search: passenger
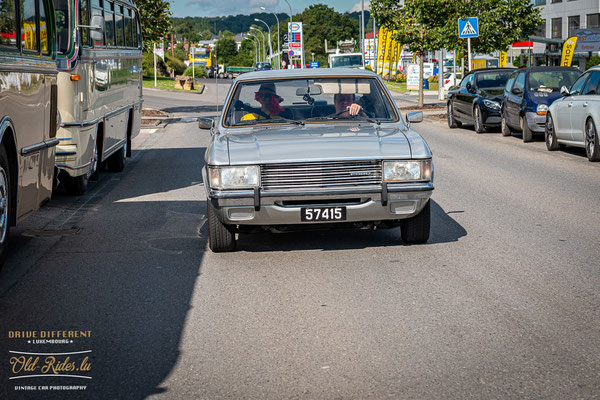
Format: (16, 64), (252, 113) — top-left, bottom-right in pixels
(241, 83), (292, 121)
(334, 93), (363, 117)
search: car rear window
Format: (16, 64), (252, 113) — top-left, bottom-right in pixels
(475, 71), (513, 89)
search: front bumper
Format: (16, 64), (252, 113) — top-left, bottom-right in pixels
(525, 112), (546, 133)
(481, 108), (501, 127)
(208, 184), (434, 225)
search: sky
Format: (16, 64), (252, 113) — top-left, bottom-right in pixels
(172, 0), (371, 18)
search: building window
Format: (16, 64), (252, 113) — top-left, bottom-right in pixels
(535, 20), (546, 37)
(587, 13), (600, 29)
(568, 15), (580, 36)
(552, 18), (562, 38)
(551, 0), (562, 3)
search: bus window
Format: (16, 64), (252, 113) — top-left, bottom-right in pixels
(40, 0), (49, 54)
(104, 6), (115, 46)
(91, 2), (104, 46)
(21, 0), (38, 52)
(134, 10), (141, 48)
(125, 10), (134, 47)
(115, 8), (124, 46)
(52, 0), (70, 54)
(0, 0), (18, 51)
(80, 0), (89, 46)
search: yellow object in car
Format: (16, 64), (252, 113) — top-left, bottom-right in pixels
(241, 113), (262, 121)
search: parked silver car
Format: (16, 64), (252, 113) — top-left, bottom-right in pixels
(545, 66), (600, 161)
(200, 69), (434, 252)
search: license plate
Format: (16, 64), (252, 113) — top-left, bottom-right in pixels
(301, 207), (347, 222)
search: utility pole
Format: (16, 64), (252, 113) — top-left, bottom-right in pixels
(361, 0), (365, 68)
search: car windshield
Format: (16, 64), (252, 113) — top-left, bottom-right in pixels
(224, 77), (398, 126)
(475, 71), (513, 88)
(330, 55), (363, 68)
(528, 70), (581, 93)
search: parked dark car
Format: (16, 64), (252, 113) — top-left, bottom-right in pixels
(447, 68), (515, 133)
(501, 66), (581, 142)
(254, 62), (272, 71)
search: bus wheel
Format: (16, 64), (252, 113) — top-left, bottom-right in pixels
(65, 174), (88, 196)
(0, 144), (11, 266)
(108, 143), (126, 172)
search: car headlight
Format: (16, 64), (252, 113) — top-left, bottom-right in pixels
(383, 160), (432, 182)
(483, 99), (501, 111)
(209, 166), (260, 189)
(537, 104), (548, 115)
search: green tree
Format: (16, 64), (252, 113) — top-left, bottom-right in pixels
(231, 38), (256, 66)
(135, 0), (172, 51)
(215, 37), (238, 64)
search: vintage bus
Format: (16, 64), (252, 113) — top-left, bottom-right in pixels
(52, 0), (143, 194)
(0, 0), (59, 263)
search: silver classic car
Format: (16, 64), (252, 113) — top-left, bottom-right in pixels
(200, 69), (434, 252)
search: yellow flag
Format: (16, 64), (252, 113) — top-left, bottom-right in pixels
(561, 37), (578, 67)
(383, 30), (395, 76)
(499, 51), (507, 68)
(376, 28), (388, 75)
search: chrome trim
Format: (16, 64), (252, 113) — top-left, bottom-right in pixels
(20, 138), (60, 156)
(56, 151), (77, 156)
(58, 137), (73, 141)
(55, 161), (93, 170)
(102, 139), (126, 159)
(60, 100), (144, 128)
(209, 183), (434, 199)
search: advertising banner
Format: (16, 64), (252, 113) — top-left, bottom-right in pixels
(376, 28), (388, 75)
(383, 31), (395, 77)
(406, 64), (420, 90)
(499, 51), (507, 68)
(561, 37), (578, 66)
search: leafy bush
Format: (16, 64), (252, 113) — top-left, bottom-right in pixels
(586, 55), (600, 70)
(428, 75), (438, 83)
(512, 55), (528, 67)
(165, 54), (186, 75)
(142, 52), (168, 77)
(184, 66), (207, 78)
(396, 73), (407, 82)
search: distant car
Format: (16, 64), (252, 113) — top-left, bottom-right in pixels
(199, 68), (434, 252)
(254, 62), (272, 71)
(545, 66), (600, 161)
(447, 68), (514, 133)
(443, 72), (462, 91)
(501, 67), (581, 142)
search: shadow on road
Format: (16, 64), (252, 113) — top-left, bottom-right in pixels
(160, 105), (221, 114)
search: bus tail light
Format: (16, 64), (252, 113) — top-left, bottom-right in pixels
(70, 74), (81, 81)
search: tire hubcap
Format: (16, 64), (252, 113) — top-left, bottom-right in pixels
(448, 105), (453, 123)
(547, 117), (553, 142)
(475, 108), (480, 129)
(586, 121), (595, 155)
(0, 166), (8, 244)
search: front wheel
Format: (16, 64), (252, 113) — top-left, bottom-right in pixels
(107, 143), (126, 172)
(473, 105), (486, 133)
(447, 102), (461, 128)
(0, 144), (11, 266)
(521, 115), (533, 143)
(585, 118), (600, 162)
(65, 174), (89, 196)
(207, 199), (236, 252)
(501, 112), (512, 137)
(401, 200), (430, 244)
(545, 113), (560, 151)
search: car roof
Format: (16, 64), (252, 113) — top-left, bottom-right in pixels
(237, 68), (379, 81)
(517, 66), (580, 72)
(467, 68), (516, 76)
(586, 65), (600, 72)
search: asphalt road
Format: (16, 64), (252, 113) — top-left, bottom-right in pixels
(1, 84), (599, 399)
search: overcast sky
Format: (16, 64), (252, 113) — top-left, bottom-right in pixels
(173, 0), (370, 18)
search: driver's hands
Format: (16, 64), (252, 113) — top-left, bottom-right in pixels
(347, 103), (362, 116)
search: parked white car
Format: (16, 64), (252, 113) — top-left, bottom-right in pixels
(443, 72), (462, 91)
(545, 66), (600, 161)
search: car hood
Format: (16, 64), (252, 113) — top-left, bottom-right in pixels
(479, 88), (504, 101)
(219, 124), (420, 165)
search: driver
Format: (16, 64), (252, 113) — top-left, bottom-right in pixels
(334, 93), (363, 117)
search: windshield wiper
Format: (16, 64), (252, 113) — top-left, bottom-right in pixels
(234, 118), (304, 127)
(304, 116), (380, 124)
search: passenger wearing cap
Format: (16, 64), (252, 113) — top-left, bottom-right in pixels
(241, 83), (293, 121)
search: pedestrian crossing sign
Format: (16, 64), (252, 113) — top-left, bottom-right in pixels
(458, 17), (479, 38)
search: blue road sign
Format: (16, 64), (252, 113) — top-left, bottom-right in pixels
(288, 50), (295, 56)
(310, 61), (320, 68)
(458, 17), (479, 38)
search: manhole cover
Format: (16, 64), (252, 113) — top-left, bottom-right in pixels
(22, 228), (80, 238)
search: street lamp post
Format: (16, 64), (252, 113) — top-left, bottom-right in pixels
(248, 33), (261, 62)
(260, 7), (280, 69)
(284, 0), (293, 23)
(250, 26), (266, 63)
(255, 18), (273, 65)
(247, 37), (258, 64)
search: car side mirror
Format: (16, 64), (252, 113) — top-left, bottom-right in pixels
(406, 111), (423, 124)
(511, 87), (523, 96)
(82, 15), (105, 42)
(198, 117), (214, 130)
(560, 86), (571, 96)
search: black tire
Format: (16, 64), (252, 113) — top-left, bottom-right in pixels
(545, 113), (560, 151)
(207, 199), (236, 252)
(501, 112), (512, 137)
(447, 102), (461, 128)
(401, 200), (430, 244)
(473, 105), (486, 133)
(0, 144), (11, 266)
(65, 174), (88, 196)
(585, 118), (600, 162)
(521, 115), (533, 142)
(108, 143), (126, 172)
(89, 139), (100, 181)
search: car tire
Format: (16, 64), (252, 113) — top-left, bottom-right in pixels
(401, 200), (430, 244)
(207, 199), (236, 252)
(545, 112), (560, 151)
(0, 144), (11, 266)
(65, 174), (89, 196)
(108, 143), (126, 172)
(501, 112), (512, 137)
(521, 115), (533, 142)
(585, 118), (600, 162)
(447, 102), (461, 128)
(473, 105), (486, 133)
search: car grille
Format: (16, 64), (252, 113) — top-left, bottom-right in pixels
(261, 160), (382, 190)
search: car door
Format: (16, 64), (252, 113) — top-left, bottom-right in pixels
(503, 71), (519, 127)
(563, 71), (591, 139)
(456, 74), (475, 120)
(571, 71), (600, 143)
(451, 74), (470, 119)
(507, 72), (526, 127)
